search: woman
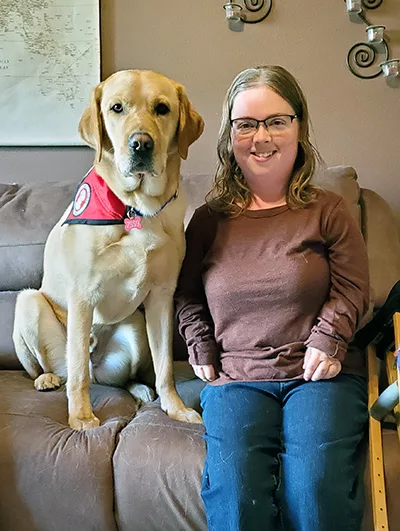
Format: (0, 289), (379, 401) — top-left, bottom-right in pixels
(175, 65), (370, 531)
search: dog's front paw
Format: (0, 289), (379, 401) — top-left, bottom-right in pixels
(34, 373), (62, 391)
(68, 414), (100, 431)
(169, 407), (203, 424)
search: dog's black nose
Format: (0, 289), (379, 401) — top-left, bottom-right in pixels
(128, 133), (154, 153)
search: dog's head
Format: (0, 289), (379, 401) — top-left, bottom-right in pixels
(78, 70), (204, 196)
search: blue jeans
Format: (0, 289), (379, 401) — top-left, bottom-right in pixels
(200, 375), (368, 531)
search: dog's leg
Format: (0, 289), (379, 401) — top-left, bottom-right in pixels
(13, 289), (67, 390)
(144, 289), (202, 423)
(66, 295), (99, 430)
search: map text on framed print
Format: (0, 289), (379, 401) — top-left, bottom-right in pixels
(0, 0), (101, 146)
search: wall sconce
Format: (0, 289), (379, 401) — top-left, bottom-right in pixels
(345, 0), (399, 80)
(223, 0), (272, 26)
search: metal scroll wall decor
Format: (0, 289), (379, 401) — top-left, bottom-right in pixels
(345, 0), (399, 79)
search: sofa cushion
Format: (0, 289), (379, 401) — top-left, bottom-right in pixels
(0, 180), (78, 291)
(181, 174), (213, 227)
(0, 371), (137, 531)
(312, 165), (361, 227)
(113, 403), (207, 531)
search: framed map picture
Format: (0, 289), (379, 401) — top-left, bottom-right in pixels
(0, 0), (100, 146)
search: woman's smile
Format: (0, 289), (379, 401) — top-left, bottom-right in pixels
(250, 149), (277, 162)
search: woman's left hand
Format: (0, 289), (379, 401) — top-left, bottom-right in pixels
(302, 347), (342, 381)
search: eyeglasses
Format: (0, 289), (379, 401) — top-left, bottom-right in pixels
(230, 114), (298, 138)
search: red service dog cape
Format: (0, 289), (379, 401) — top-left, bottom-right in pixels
(64, 168), (178, 231)
(63, 169), (127, 226)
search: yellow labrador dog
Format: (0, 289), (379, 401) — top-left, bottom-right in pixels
(12, 70), (204, 430)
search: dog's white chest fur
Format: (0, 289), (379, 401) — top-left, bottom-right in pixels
(92, 221), (181, 324)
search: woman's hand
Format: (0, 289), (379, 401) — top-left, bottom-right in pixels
(303, 347), (342, 381)
(192, 364), (218, 382)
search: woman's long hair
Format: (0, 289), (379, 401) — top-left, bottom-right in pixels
(207, 65), (323, 216)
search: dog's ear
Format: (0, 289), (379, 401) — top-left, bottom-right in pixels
(176, 84), (204, 160)
(78, 84), (105, 163)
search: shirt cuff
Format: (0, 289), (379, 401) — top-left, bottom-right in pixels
(188, 342), (219, 366)
(305, 328), (347, 362)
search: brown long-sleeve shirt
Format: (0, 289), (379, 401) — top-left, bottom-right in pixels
(175, 189), (370, 385)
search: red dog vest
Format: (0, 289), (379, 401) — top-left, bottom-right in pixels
(63, 169), (126, 226)
(63, 168), (178, 231)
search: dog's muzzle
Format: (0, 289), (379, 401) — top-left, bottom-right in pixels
(128, 132), (154, 171)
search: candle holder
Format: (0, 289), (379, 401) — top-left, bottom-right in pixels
(346, 0), (362, 13)
(366, 25), (385, 43)
(223, 2), (243, 21)
(381, 59), (400, 78)
(223, 0), (273, 26)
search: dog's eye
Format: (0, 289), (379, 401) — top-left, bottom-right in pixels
(111, 103), (124, 113)
(155, 103), (170, 116)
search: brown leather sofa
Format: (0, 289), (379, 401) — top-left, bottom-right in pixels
(0, 166), (399, 531)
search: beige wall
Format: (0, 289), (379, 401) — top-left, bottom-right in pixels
(1, 0), (399, 222)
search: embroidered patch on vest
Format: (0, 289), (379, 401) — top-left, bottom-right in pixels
(72, 183), (91, 216)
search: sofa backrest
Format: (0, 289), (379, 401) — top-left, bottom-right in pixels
(0, 166), (399, 369)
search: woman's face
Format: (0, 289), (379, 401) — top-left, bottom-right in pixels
(230, 86), (299, 190)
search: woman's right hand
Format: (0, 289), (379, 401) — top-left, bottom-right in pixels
(192, 364), (218, 382)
